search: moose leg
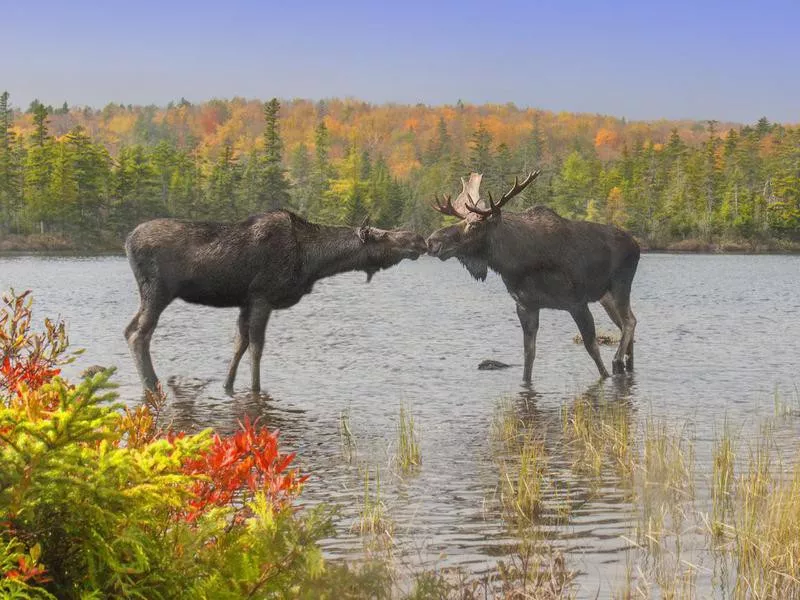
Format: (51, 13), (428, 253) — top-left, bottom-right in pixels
(247, 302), (272, 393)
(124, 310), (140, 343)
(599, 292), (626, 375)
(570, 304), (610, 378)
(127, 287), (170, 392)
(613, 294), (637, 372)
(224, 305), (251, 393)
(516, 304), (540, 383)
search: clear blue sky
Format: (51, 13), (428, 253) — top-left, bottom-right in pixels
(5, 0), (799, 123)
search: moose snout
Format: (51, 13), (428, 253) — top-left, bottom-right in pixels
(411, 235), (428, 255)
(426, 237), (443, 256)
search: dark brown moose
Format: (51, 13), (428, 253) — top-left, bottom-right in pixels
(125, 210), (427, 393)
(426, 172), (640, 380)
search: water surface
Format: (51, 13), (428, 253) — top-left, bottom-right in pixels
(2, 253), (799, 596)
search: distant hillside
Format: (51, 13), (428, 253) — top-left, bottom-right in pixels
(9, 97), (747, 177)
(1, 94), (798, 251)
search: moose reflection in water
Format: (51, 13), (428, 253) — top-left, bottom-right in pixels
(426, 172), (640, 380)
(124, 210), (427, 393)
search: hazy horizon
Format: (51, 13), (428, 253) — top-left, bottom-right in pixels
(6, 0), (799, 124)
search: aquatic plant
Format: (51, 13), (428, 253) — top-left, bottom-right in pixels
(499, 436), (548, 524)
(339, 406), (357, 462)
(396, 404), (421, 474)
(354, 466), (393, 539)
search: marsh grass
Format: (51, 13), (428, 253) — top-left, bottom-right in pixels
(773, 384), (800, 417)
(339, 407), (357, 462)
(491, 397), (524, 452)
(573, 331), (620, 346)
(499, 436), (548, 524)
(722, 424), (800, 599)
(483, 386), (800, 598)
(354, 466), (394, 539)
(400, 538), (576, 599)
(561, 394), (636, 483)
(396, 404), (421, 474)
(711, 421), (736, 538)
(619, 408), (800, 598)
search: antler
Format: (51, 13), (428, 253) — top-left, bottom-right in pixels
(465, 170), (541, 218)
(430, 193), (468, 219)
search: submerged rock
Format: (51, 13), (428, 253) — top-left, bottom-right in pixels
(477, 359), (512, 370)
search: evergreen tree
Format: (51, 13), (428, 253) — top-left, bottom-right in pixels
(468, 122), (494, 180)
(208, 144), (241, 219)
(0, 91), (21, 230)
(308, 119), (332, 219)
(240, 150), (263, 216)
(552, 150), (593, 218)
(63, 126), (111, 230)
(289, 143), (313, 215)
(424, 117), (451, 166)
(48, 141), (79, 229)
(24, 106), (55, 232)
(150, 141), (177, 215)
(495, 143), (515, 186)
(111, 145), (161, 231)
(260, 98), (290, 210)
(32, 103), (50, 147)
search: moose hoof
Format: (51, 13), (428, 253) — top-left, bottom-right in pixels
(612, 360), (625, 375)
(625, 358), (634, 371)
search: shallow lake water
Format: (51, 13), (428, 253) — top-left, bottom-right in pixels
(2, 253), (799, 597)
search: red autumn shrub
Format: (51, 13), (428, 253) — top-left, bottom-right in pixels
(181, 416), (308, 522)
(0, 291), (68, 397)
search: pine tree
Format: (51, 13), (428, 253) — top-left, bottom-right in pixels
(552, 150), (593, 218)
(150, 141), (177, 215)
(111, 145), (160, 230)
(289, 143), (313, 215)
(308, 119), (332, 219)
(468, 122), (494, 178)
(495, 143), (515, 185)
(208, 144), (241, 219)
(24, 105), (55, 232)
(424, 117), (451, 166)
(0, 91), (20, 230)
(702, 120), (722, 236)
(64, 126), (111, 230)
(32, 103), (50, 147)
(260, 98), (290, 210)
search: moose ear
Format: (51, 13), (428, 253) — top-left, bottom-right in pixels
(358, 216), (371, 243)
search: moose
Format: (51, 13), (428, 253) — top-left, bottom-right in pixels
(125, 210), (427, 393)
(426, 172), (640, 380)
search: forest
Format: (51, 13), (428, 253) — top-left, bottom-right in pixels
(0, 92), (798, 251)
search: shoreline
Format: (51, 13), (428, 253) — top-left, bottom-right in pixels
(1, 235), (799, 257)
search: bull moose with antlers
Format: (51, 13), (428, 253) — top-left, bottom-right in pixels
(426, 172), (640, 380)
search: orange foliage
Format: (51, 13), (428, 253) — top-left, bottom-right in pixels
(594, 127), (620, 149)
(5, 97), (753, 181)
(180, 417), (307, 522)
(0, 291), (65, 396)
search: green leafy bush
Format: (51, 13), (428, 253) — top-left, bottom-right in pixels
(0, 290), (333, 599)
